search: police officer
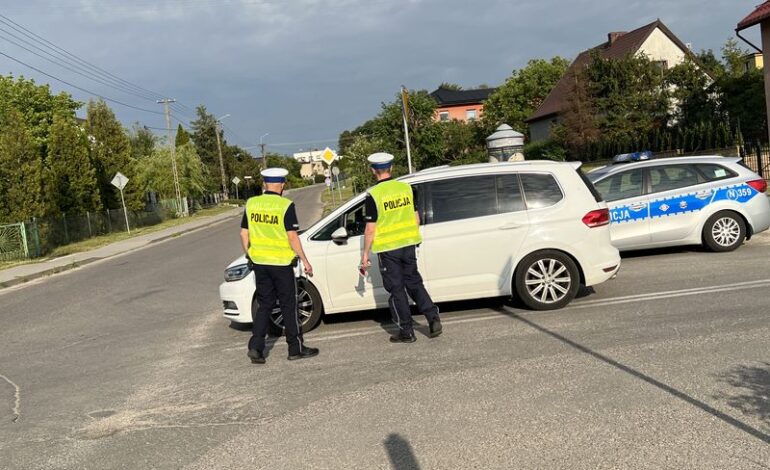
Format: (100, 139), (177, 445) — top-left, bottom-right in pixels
(361, 153), (442, 343)
(240, 168), (319, 364)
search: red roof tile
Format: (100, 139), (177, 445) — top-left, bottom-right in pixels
(737, 1), (770, 31)
(526, 20), (694, 123)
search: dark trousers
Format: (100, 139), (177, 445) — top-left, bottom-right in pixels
(377, 245), (439, 335)
(248, 263), (303, 356)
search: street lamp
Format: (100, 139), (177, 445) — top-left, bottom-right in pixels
(215, 114), (231, 198)
(259, 132), (269, 169)
(486, 124), (525, 162)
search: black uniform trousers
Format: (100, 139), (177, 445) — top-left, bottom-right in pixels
(377, 245), (439, 335)
(248, 263), (303, 356)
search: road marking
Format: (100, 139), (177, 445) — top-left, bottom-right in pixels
(0, 373), (21, 423)
(220, 278), (770, 351)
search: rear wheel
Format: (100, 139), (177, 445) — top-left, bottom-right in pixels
(514, 250), (580, 310)
(263, 278), (323, 336)
(703, 211), (745, 252)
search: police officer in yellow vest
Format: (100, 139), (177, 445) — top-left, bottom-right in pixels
(361, 153), (442, 343)
(240, 168), (319, 364)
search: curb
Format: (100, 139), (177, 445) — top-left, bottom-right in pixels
(0, 212), (239, 290)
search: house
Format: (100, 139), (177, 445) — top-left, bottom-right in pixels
(293, 150), (326, 179)
(430, 87), (496, 122)
(744, 52), (764, 72)
(526, 19), (697, 142)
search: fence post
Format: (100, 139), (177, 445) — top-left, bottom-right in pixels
(756, 145), (763, 178)
(106, 209), (112, 233)
(31, 218), (40, 257)
(19, 222), (29, 258)
(86, 211), (92, 237)
(62, 213), (69, 244)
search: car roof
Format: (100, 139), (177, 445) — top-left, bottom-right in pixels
(398, 160), (580, 183)
(589, 155), (742, 180)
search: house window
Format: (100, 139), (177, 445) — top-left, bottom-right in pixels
(466, 109), (477, 121)
(439, 111), (449, 122)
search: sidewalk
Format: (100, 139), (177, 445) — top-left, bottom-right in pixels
(0, 208), (241, 289)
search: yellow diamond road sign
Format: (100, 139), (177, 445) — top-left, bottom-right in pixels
(321, 147), (337, 165)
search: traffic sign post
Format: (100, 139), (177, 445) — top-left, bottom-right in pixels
(232, 176), (241, 200)
(110, 172), (131, 234)
(321, 148), (338, 204)
(332, 166), (342, 200)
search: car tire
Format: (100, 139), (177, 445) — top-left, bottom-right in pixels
(702, 211), (746, 252)
(514, 250), (580, 311)
(264, 278), (324, 337)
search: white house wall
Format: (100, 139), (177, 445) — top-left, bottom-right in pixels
(638, 27), (687, 67)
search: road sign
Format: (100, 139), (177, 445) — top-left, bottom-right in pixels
(325, 177), (332, 187)
(323, 169), (331, 177)
(331, 167), (340, 176)
(321, 147), (337, 165)
(110, 172), (130, 234)
(111, 172), (129, 190)
(232, 176), (241, 185)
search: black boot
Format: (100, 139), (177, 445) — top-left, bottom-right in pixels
(247, 349), (266, 364)
(288, 346), (319, 361)
(429, 318), (443, 338)
(389, 331), (417, 343)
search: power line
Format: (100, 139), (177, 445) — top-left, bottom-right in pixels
(0, 49), (164, 115)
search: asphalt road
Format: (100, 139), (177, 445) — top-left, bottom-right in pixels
(1, 184), (770, 469)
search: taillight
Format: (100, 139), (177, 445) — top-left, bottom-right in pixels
(747, 179), (768, 194)
(583, 208), (610, 228)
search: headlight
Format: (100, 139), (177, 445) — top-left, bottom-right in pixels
(224, 264), (251, 282)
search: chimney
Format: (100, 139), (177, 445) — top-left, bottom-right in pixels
(608, 31), (626, 45)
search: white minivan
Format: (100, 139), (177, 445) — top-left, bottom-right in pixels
(220, 161), (621, 333)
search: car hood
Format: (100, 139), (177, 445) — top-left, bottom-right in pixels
(226, 255), (249, 269)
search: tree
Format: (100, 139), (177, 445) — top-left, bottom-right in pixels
(0, 108), (43, 222)
(129, 123), (156, 160)
(437, 82), (463, 91)
(86, 99), (142, 210)
(46, 112), (101, 214)
(482, 57), (570, 136)
(721, 37), (750, 77)
(175, 124), (191, 148)
(136, 142), (209, 199)
(552, 70), (600, 156)
(189, 105), (223, 190)
(665, 58), (719, 128)
(717, 69), (766, 141)
(582, 51), (670, 140)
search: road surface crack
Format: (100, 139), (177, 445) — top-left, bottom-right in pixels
(0, 373), (21, 423)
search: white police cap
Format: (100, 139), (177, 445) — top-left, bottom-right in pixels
(261, 168), (289, 183)
(367, 152), (394, 169)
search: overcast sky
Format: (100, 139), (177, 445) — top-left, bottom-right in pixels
(0, 0), (762, 154)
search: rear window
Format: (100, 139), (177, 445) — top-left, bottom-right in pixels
(577, 169), (604, 202)
(695, 164), (737, 181)
(520, 174), (564, 209)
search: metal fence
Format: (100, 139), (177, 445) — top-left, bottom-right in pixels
(0, 223), (29, 261)
(740, 141), (770, 182)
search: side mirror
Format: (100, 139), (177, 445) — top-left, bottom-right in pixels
(331, 227), (349, 244)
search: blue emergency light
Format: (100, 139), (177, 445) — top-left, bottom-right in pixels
(612, 151), (653, 164)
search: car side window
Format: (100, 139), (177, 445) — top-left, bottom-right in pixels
(496, 174), (525, 213)
(648, 165), (700, 193)
(343, 203), (366, 237)
(594, 169), (644, 202)
(520, 173), (563, 209)
(427, 175), (498, 223)
(695, 164), (737, 182)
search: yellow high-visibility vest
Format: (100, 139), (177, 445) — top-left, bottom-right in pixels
(369, 180), (422, 253)
(246, 195), (295, 266)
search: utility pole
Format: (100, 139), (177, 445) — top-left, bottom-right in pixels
(215, 114), (230, 199)
(259, 132), (269, 170)
(157, 99), (184, 216)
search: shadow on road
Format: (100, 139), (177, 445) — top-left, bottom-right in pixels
(715, 362), (770, 428)
(384, 433), (421, 470)
(493, 307), (770, 445)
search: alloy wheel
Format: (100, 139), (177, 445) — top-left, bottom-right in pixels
(270, 284), (314, 329)
(711, 217), (741, 247)
(524, 258), (572, 304)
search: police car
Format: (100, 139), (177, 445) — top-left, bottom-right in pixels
(220, 161), (621, 333)
(588, 155), (770, 252)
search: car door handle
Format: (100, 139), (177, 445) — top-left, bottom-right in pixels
(629, 203), (647, 210)
(498, 223), (524, 230)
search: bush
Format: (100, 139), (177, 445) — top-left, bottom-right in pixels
(313, 174), (326, 184)
(523, 140), (567, 161)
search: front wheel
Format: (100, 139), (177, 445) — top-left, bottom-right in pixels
(703, 211), (746, 252)
(514, 250), (580, 311)
(262, 278), (323, 336)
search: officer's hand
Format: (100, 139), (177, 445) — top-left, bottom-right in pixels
(303, 261), (314, 277)
(361, 254), (371, 269)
